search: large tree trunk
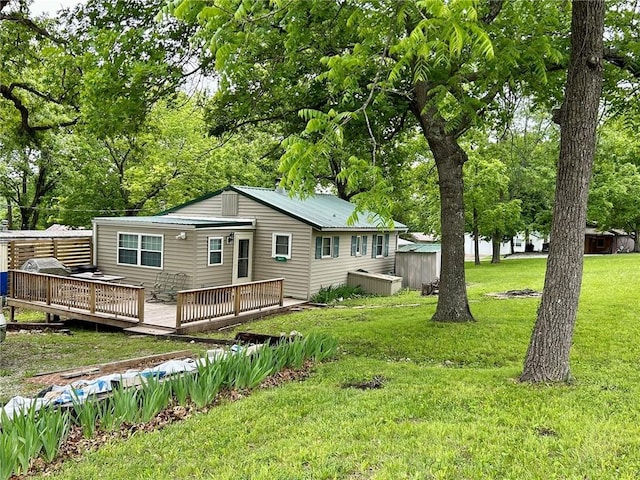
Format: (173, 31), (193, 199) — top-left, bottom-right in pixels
(521, 0), (605, 383)
(427, 134), (474, 322)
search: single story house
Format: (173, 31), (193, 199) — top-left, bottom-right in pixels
(92, 185), (407, 299)
(584, 227), (635, 254)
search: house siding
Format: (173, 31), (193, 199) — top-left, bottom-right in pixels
(171, 195), (312, 299)
(309, 232), (398, 296)
(193, 229), (234, 288)
(94, 222), (198, 291)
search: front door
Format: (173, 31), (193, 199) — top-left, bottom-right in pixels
(232, 232), (253, 284)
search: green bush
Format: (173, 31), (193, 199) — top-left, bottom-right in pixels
(310, 284), (366, 304)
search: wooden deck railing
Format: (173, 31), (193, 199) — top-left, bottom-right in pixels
(176, 278), (284, 328)
(9, 270), (145, 323)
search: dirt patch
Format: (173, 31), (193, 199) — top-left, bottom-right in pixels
(485, 289), (542, 299)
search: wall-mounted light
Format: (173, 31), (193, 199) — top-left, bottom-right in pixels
(176, 232), (187, 240)
(227, 232), (235, 244)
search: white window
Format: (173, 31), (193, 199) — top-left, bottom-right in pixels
(208, 237), (223, 265)
(351, 235), (362, 256)
(118, 233), (163, 268)
(272, 233), (292, 259)
(322, 237), (332, 258)
(375, 235), (384, 257)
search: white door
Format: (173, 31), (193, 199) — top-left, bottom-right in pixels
(232, 232), (253, 284)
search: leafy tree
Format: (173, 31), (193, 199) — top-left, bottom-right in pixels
(167, 0), (568, 322)
(463, 155), (522, 264)
(588, 118), (640, 249)
(521, 0), (605, 383)
(0, 0), (81, 228)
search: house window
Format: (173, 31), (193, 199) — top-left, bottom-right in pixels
(351, 235), (362, 256)
(322, 237), (333, 257)
(315, 236), (340, 259)
(208, 237), (223, 265)
(272, 233), (292, 259)
(371, 234), (389, 258)
(118, 233), (163, 268)
(375, 235), (384, 257)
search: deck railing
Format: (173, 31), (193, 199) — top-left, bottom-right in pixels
(176, 278), (284, 328)
(9, 270), (145, 322)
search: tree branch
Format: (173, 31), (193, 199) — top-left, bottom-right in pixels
(604, 47), (640, 78)
(481, 0), (504, 24)
(0, 11), (67, 45)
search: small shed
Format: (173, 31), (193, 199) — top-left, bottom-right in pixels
(395, 243), (441, 290)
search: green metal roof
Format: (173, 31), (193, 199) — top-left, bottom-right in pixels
(229, 186), (406, 231)
(93, 216), (253, 229)
(397, 243), (441, 253)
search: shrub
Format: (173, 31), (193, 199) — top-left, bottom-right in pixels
(310, 284), (366, 304)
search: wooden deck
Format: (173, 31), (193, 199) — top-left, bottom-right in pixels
(7, 271), (306, 335)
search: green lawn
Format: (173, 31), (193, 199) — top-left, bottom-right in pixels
(32, 255), (640, 479)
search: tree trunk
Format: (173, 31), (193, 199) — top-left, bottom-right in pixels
(521, 0), (605, 383)
(491, 232), (501, 263)
(473, 208), (480, 265)
(634, 224), (640, 252)
(427, 134), (474, 322)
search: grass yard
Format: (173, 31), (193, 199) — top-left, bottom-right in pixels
(19, 255), (640, 478)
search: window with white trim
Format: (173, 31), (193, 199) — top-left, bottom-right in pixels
(208, 237), (223, 265)
(272, 233), (292, 259)
(351, 235), (362, 256)
(118, 233), (163, 268)
(374, 234), (384, 257)
(322, 237), (332, 258)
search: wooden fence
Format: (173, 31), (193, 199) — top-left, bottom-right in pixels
(176, 278), (284, 328)
(8, 237), (93, 269)
(9, 270), (144, 323)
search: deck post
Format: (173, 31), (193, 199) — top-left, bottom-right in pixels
(234, 285), (241, 316)
(46, 275), (52, 305)
(89, 283), (96, 314)
(279, 279), (284, 306)
(176, 293), (183, 331)
(137, 288), (145, 324)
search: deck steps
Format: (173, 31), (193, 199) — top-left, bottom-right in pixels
(123, 325), (176, 336)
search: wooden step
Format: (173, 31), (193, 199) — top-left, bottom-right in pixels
(124, 325), (176, 336)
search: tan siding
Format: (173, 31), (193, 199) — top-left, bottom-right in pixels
(310, 232), (399, 296)
(193, 230), (234, 288)
(235, 199), (311, 299)
(173, 195), (312, 299)
(94, 222), (197, 292)
(172, 196), (223, 216)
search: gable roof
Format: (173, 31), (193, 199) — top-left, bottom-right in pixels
(163, 185), (407, 232)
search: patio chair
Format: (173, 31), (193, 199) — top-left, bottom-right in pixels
(149, 272), (187, 303)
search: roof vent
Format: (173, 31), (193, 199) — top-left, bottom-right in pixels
(275, 178), (286, 194)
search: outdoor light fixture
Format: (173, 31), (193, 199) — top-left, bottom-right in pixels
(176, 232), (187, 240)
(227, 232), (235, 244)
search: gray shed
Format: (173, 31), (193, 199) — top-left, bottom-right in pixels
(395, 244), (441, 290)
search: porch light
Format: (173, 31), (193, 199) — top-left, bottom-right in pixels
(227, 232), (235, 244)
